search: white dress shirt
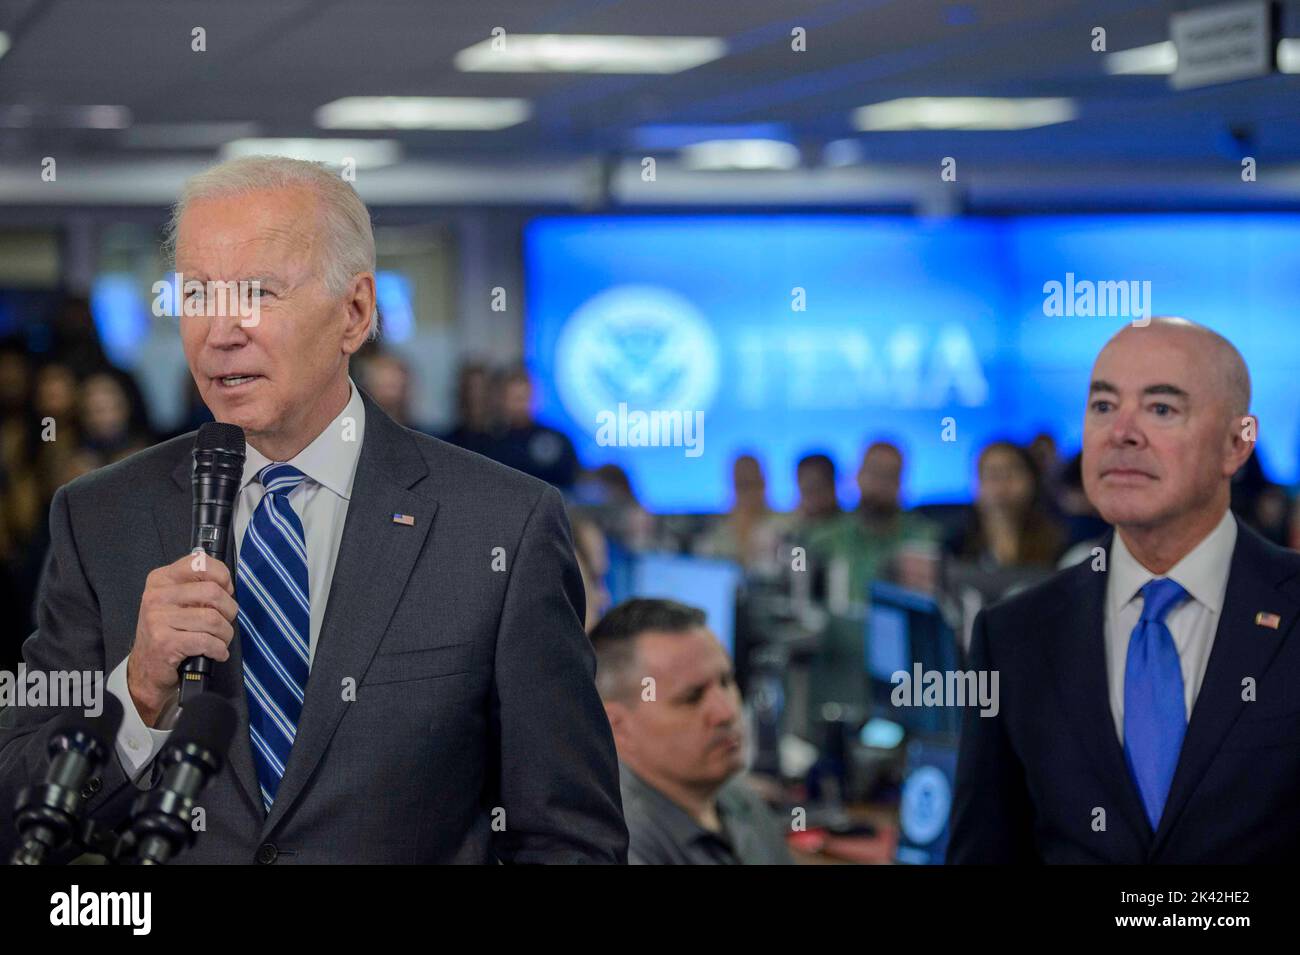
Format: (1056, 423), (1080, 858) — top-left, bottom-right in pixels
(107, 379), (366, 780)
(1104, 508), (1237, 742)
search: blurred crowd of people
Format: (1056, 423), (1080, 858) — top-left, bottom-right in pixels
(0, 298), (161, 670)
(566, 426), (1296, 629)
(356, 348), (582, 491)
(5, 313), (1300, 865)
(3, 318), (1298, 671)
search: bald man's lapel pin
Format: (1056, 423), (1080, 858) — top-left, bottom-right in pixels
(392, 513), (416, 526)
(1255, 612), (1281, 630)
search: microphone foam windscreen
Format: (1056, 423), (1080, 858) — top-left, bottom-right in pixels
(195, 421), (246, 457)
(46, 693), (124, 751)
(172, 693), (238, 758)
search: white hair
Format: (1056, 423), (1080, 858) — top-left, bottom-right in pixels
(162, 155), (379, 339)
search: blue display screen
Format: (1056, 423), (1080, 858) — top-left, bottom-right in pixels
(525, 214), (1300, 512)
(628, 553), (741, 657)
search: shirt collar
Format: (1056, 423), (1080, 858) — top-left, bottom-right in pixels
(241, 378), (366, 501)
(619, 763), (735, 850)
(1107, 508), (1237, 617)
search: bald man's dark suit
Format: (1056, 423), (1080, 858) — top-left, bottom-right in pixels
(948, 521), (1300, 864)
(0, 390), (627, 863)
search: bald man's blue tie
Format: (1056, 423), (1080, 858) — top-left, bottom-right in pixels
(1124, 578), (1190, 831)
(236, 464), (310, 812)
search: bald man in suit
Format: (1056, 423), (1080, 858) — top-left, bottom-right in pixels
(949, 318), (1300, 864)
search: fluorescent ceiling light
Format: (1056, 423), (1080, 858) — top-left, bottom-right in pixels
(1105, 41), (1177, 75)
(0, 32), (9, 61)
(220, 138), (402, 168)
(80, 106), (132, 129)
(681, 139), (800, 171)
(1106, 38), (1300, 74)
(316, 96), (530, 130)
(853, 97), (1076, 131)
(454, 34), (725, 73)
(1278, 39), (1300, 73)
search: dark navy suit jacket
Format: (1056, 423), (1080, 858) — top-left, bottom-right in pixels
(948, 519), (1300, 863)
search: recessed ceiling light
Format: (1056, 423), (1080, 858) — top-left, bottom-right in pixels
(315, 96), (530, 130)
(1104, 41), (1177, 75)
(220, 138), (402, 168)
(81, 106), (132, 129)
(1278, 39), (1300, 73)
(454, 34), (725, 73)
(0, 32), (10, 61)
(680, 139), (800, 171)
(852, 97), (1076, 131)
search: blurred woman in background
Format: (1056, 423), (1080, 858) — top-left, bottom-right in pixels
(694, 453), (785, 573)
(952, 440), (1065, 568)
(78, 369), (153, 463)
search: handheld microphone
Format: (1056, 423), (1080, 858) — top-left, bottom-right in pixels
(180, 421), (246, 705)
(10, 695), (125, 865)
(123, 693), (237, 865)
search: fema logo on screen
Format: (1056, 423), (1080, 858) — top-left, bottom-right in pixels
(554, 285), (720, 434)
(899, 765), (951, 846)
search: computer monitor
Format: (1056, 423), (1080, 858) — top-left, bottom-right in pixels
(628, 553), (743, 657)
(865, 581), (960, 735)
(895, 734), (960, 865)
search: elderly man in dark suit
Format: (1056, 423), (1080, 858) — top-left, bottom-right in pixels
(948, 317), (1300, 864)
(0, 156), (627, 863)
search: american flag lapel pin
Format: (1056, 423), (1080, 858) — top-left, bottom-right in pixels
(1255, 611), (1281, 630)
(392, 513), (415, 526)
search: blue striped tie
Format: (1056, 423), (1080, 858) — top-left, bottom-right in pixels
(237, 463), (310, 812)
(1123, 577), (1190, 831)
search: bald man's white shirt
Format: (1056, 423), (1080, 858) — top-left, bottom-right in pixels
(106, 379), (366, 780)
(1104, 509), (1236, 742)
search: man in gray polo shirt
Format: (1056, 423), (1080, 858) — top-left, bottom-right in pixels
(591, 598), (793, 865)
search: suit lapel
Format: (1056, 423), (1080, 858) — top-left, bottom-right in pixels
(260, 393), (435, 838)
(1044, 540), (1152, 845)
(156, 452), (263, 812)
(1152, 521), (1299, 854)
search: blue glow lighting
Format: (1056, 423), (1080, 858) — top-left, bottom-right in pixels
(526, 214), (1300, 511)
